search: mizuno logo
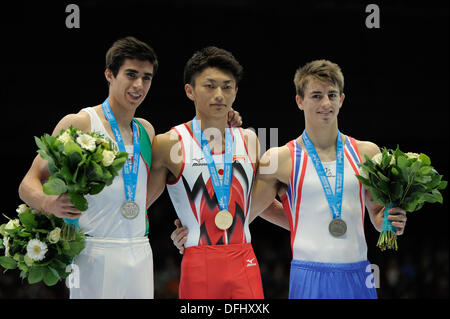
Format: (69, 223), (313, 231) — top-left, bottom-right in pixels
(192, 157), (207, 166)
(246, 258), (257, 267)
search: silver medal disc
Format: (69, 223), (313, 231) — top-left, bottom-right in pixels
(121, 201), (140, 219)
(329, 218), (347, 237)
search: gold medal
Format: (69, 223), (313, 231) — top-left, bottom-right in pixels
(215, 210), (233, 230)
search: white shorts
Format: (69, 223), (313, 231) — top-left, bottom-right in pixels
(69, 236), (154, 299)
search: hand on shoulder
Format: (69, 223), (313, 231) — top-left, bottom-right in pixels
(240, 128), (259, 165)
(259, 144), (291, 185)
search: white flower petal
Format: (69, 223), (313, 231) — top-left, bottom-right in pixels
(26, 239), (48, 262)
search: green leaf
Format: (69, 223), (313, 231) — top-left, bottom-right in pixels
(368, 188), (387, 206)
(19, 212), (38, 229)
(77, 170), (88, 187)
(67, 151), (83, 170)
(422, 193), (440, 204)
(43, 177), (68, 195)
(418, 166), (432, 175)
(393, 146), (406, 159)
(92, 147), (104, 163)
(0, 256), (18, 270)
(428, 174), (443, 189)
(377, 171), (390, 183)
(101, 167), (113, 181)
(43, 267), (60, 286)
(87, 161), (104, 181)
(415, 175), (432, 184)
(50, 258), (67, 270)
(438, 180), (447, 190)
(390, 183), (404, 202)
(48, 162), (59, 175)
(18, 261), (29, 272)
(64, 140), (83, 155)
(37, 149), (54, 163)
(60, 165), (73, 183)
(419, 153), (431, 166)
(68, 241), (85, 256)
(68, 192), (88, 211)
(355, 175), (372, 189)
(35, 136), (49, 152)
(110, 155), (127, 171)
(410, 160), (422, 175)
(377, 180), (390, 195)
(17, 231), (32, 238)
(431, 189), (443, 204)
(381, 149), (392, 168)
(28, 266), (44, 284)
(403, 200), (419, 212)
(61, 240), (70, 251)
(89, 182), (106, 195)
(391, 167), (399, 176)
(397, 156), (408, 170)
(43, 134), (56, 149)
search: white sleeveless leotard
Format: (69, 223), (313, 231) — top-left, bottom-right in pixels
(69, 107), (153, 299)
(78, 107), (148, 238)
(281, 136), (367, 263)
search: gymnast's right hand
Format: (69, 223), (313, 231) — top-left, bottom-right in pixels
(43, 193), (82, 219)
(171, 219), (188, 254)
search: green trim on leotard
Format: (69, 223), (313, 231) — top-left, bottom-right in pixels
(133, 118), (152, 236)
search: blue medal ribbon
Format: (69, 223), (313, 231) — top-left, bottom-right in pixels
(191, 116), (233, 211)
(102, 98), (140, 203)
(302, 130), (344, 220)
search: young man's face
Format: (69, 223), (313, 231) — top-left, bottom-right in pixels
(296, 78), (345, 126)
(185, 67), (238, 120)
(105, 58), (154, 110)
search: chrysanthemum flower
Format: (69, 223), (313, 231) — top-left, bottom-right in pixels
(26, 239), (48, 262)
(76, 134), (96, 151)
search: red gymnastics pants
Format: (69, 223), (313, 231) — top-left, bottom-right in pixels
(179, 243), (264, 299)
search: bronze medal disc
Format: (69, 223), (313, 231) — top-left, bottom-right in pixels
(329, 218), (347, 237)
(215, 210), (233, 230)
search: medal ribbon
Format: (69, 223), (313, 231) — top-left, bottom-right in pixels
(302, 130), (344, 220)
(192, 116), (233, 211)
(102, 98), (140, 203)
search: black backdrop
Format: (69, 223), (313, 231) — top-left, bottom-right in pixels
(0, 0), (448, 300)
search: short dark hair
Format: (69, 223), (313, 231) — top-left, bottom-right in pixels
(105, 36), (159, 77)
(183, 46), (243, 86)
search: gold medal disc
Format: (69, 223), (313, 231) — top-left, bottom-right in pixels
(215, 210), (233, 230)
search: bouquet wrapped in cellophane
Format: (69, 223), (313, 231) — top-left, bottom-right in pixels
(35, 126), (128, 239)
(0, 204), (85, 286)
(356, 147), (447, 251)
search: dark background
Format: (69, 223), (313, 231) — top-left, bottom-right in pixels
(0, 0), (448, 299)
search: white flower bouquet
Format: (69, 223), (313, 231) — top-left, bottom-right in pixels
(356, 147), (447, 251)
(35, 126), (128, 239)
(0, 204), (85, 286)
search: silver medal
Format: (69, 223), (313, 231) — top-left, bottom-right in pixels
(329, 218), (347, 237)
(120, 201), (140, 219)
